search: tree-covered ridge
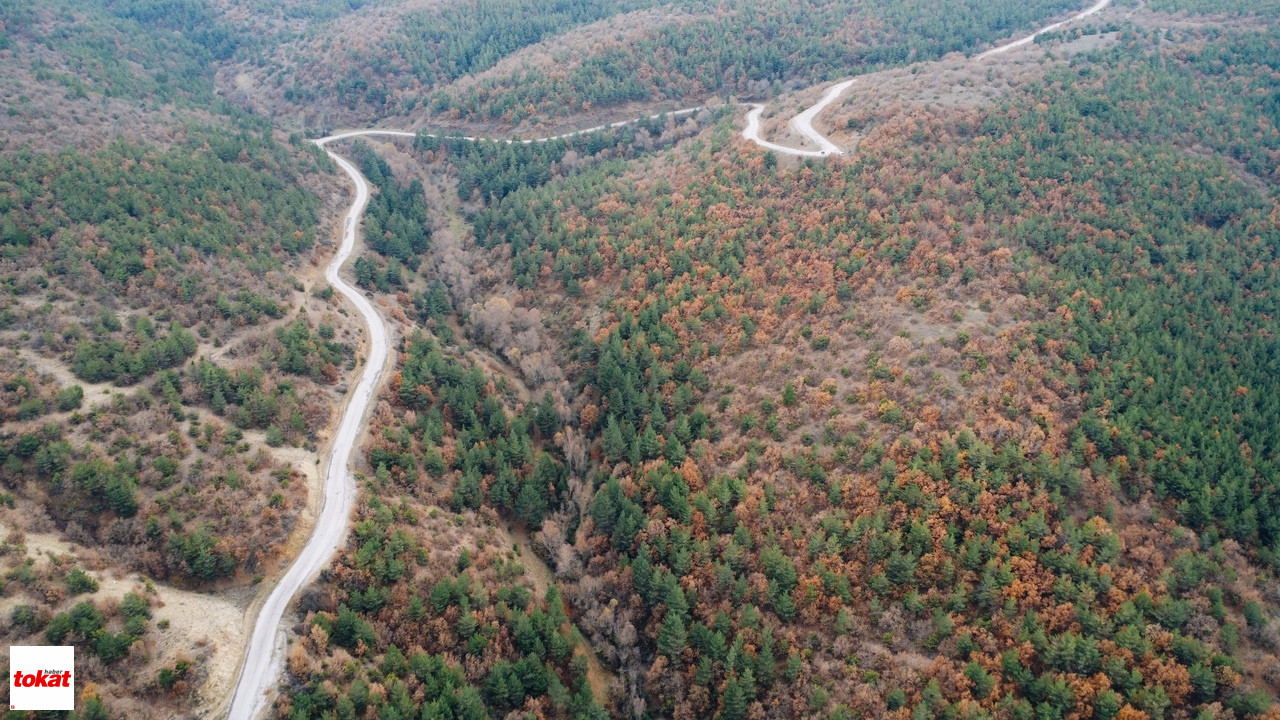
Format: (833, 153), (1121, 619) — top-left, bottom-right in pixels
(388, 0), (666, 88)
(257, 0), (674, 118)
(0, 0), (391, 151)
(0, 0), (242, 107)
(247, 0), (1091, 125)
(413, 108), (718, 205)
(430, 0), (1088, 123)
(1024, 27), (1280, 187)
(238, 0), (384, 25)
(472, 143), (1105, 719)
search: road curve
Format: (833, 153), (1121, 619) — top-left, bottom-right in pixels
(741, 79), (856, 159)
(788, 79), (857, 155)
(742, 104), (833, 158)
(225, 138), (391, 720)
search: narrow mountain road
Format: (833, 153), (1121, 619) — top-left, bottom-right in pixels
(225, 1), (1115, 716)
(225, 137), (390, 720)
(977, 0), (1112, 59)
(787, 79), (857, 155)
(745, 0), (1111, 157)
(741, 104), (832, 158)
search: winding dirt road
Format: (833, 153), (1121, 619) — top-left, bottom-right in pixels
(225, 136), (390, 720)
(747, 0), (1112, 157)
(225, 1), (1113, 716)
(741, 78), (857, 157)
(977, 0), (1112, 59)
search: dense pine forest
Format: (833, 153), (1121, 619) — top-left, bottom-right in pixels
(2, 0), (1280, 719)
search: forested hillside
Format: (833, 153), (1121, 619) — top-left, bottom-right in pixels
(431, 0), (1093, 124)
(225, 0), (1098, 130)
(4, 0), (1280, 718)
(278, 9), (1280, 720)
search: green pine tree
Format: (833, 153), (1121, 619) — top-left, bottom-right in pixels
(657, 612), (687, 660)
(603, 416), (626, 461)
